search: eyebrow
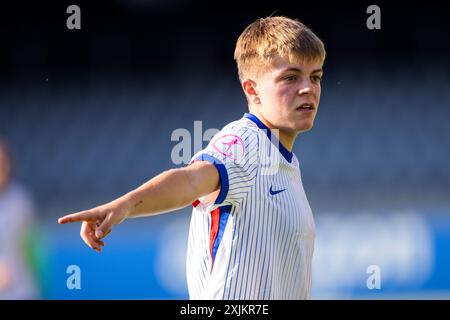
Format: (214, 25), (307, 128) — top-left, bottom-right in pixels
(282, 67), (323, 74)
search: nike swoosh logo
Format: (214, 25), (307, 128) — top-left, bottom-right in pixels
(269, 186), (286, 195)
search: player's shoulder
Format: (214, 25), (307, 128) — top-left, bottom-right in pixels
(219, 116), (259, 139)
(204, 116), (260, 161)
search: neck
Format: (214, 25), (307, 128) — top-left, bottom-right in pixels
(277, 130), (298, 152)
(249, 110), (297, 152)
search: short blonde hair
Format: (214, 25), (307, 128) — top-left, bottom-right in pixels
(234, 16), (326, 81)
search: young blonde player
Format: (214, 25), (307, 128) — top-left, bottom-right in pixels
(58, 16), (325, 299)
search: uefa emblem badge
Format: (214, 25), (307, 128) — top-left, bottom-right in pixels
(212, 134), (245, 162)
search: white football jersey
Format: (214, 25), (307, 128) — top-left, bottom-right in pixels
(186, 113), (315, 300)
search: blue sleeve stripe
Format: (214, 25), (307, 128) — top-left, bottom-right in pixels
(192, 153), (229, 205)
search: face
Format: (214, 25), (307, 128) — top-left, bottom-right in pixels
(248, 54), (323, 136)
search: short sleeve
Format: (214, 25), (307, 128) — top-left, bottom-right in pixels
(189, 125), (259, 207)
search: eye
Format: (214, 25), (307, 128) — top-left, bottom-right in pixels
(311, 75), (322, 83)
(283, 75), (298, 81)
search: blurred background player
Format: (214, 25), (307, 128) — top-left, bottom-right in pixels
(0, 139), (41, 299)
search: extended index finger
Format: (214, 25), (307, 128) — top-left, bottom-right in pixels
(58, 210), (99, 224)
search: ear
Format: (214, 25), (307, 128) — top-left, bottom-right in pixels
(242, 79), (261, 105)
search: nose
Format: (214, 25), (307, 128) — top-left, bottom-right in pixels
(298, 78), (313, 95)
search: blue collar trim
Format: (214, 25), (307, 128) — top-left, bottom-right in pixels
(243, 113), (293, 163)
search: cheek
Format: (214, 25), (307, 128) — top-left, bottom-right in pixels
(260, 86), (285, 104)
(274, 87), (293, 104)
(259, 83), (295, 108)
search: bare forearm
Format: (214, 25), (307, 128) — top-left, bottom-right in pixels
(121, 169), (194, 218)
(58, 161), (219, 252)
(122, 163), (219, 218)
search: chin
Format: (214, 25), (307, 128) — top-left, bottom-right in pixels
(295, 120), (314, 133)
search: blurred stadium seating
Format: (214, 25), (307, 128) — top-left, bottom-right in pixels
(1, 69), (449, 211)
(1, 67), (449, 299)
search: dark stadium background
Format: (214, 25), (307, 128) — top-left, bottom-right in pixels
(1, 1), (449, 299)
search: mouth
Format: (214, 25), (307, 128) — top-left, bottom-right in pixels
(296, 103), (315, 112)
